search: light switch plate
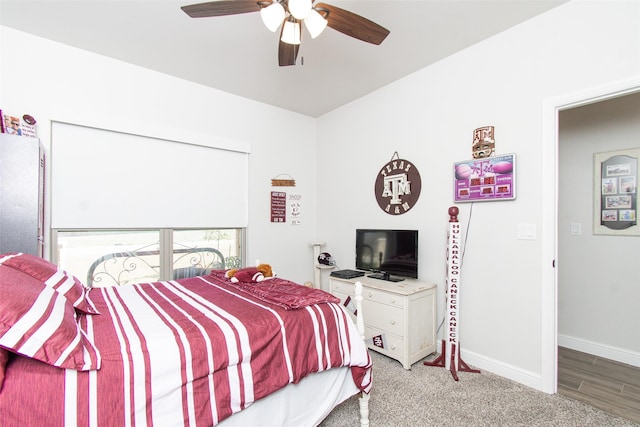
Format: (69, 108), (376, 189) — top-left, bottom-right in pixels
(517, 223), (537, 240)
(570, 222), (582, 235)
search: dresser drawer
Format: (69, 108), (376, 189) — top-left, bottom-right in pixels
(330, 285), (404, 336)
(331, 280), (356, 296)
(332, 280), (405, 308)
(362, 287), (405, 308)
(363, 299), (404, 336)
(365, 325), (405, 359)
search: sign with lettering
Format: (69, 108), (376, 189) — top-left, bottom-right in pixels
(289, 193), (302, 225)
(454, 153), (516, 202)
(447, 221), (460, 360)
(374, 157), (422, 215)
(270, 191), (286, 223)
(424, 206), (480, 381)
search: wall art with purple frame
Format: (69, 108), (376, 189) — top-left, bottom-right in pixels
(453, 153), (516, 202)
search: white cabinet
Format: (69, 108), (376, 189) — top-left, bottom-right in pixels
(329, 276), (436, 370)
(0, 134), (44, 256)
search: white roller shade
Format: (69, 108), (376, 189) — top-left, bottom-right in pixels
(51, 122), (248, 229)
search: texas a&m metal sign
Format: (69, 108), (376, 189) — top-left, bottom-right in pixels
(374, 154), (422, 215)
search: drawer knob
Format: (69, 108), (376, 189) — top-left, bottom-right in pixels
(391, 344), (396, 350)
(367, 292), (373, 297)
(390, 299), (396, 304)
(390, 320), (396, 325)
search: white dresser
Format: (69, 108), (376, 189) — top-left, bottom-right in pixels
(329, 276), (436, 370)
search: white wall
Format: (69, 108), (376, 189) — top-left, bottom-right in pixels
(558, 92), (640, 366)
(0, 26), (318, 285)
(316, 0), (640, 391)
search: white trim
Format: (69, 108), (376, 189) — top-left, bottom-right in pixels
(50, 119), (251, 154)
(542, 75), (640, 394)
(429, 340), (546, 392)
(541, 96), (559, 394)
(558, 334), (640, 368)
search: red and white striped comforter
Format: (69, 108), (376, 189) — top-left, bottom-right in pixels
(0, 274), (372, 426)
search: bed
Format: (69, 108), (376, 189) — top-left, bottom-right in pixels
(0, 252), (371, 426)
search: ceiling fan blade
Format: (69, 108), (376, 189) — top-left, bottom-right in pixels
(181, 1), (260, 18)
(315, 3), (389, 45)
(278, 39), (299, 67)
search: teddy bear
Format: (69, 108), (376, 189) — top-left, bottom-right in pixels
(225, 263), (273, 283)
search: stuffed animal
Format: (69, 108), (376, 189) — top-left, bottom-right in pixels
(256, 263), (273, 278)
(225, 263), (273, 283)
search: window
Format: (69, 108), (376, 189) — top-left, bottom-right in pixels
(53, 228), (244, 287)
(49, 124), (249, 287)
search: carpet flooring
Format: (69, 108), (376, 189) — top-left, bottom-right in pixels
(320, 351), (639, 426)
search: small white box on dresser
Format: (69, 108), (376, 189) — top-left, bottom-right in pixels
(329, 276), (436, 370)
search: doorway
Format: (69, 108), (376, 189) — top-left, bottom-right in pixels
(555, 91), (640, 422)
(540, 77), (640, 394)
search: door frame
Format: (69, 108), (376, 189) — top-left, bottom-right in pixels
(541, 76), (640, 393)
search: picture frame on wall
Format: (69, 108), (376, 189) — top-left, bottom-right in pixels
(593, 148), (640, 236)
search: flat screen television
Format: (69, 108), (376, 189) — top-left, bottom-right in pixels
(355, 229), (418, 282)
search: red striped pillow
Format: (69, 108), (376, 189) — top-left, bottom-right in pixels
(0, 265), (101, 370)
(0, 253), (98, 315)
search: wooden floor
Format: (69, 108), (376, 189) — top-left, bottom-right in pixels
(558, 346), (640, 424)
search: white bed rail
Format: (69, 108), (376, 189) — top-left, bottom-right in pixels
(353, 281), (370, 427)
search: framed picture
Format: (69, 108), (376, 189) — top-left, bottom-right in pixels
(593, 148), (640, 236)
(453, 153), (516, 202)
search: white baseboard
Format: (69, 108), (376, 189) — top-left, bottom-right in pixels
(558, 334), (640, 368)
(434, 340), (547, 393)
(431, 337), (640, 394)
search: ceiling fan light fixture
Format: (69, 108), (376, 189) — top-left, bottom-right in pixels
(260, 2), (286, 32)
(182, 1), (391, 67)
(281, 18), (301, 45)
(304, 8), (328, 39)
(288, 0), (312, 20)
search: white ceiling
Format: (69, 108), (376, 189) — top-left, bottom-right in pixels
(0, 0), (566, 117)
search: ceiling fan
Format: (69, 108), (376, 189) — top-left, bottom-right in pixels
(181, 0), (390, 66)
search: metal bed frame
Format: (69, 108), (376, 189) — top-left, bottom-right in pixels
(86, 246), (225, 287)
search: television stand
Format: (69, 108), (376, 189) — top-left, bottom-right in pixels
(329, 276), (437, 369)
(367, 272), (404, 282)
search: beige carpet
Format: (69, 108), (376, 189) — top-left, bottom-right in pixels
(320, 351), (639, 426)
